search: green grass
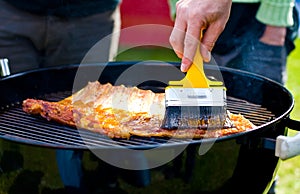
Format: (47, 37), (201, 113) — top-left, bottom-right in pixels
(276, 38), (300, 194)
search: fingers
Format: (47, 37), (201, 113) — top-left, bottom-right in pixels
(170, 27), (202, 72)
(169, 0), (232, 72)
(169, 1), (187, 60)
(200, 23), (226, 62)
(181, 22), (201, 72)
(170, 11), (203, 72)
(169, 27), (185, 59)
(170, 24), (217, 72)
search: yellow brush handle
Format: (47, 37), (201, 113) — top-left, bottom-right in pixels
(169, 46), (223, 88)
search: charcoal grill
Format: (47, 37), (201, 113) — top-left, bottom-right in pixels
(0, 62), (279, 149)
(0, 61), (300, 194)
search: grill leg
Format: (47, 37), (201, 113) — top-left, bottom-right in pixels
(56, 150), (86, 193)
(267, 177), (278, 194)
(163, 144), (197, 183)
(183, 145), (197, 183)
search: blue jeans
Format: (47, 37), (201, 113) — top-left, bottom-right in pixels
(56, 150), (84, 189)
(212, 3), (298, 85)
(214, 38), (287, 84)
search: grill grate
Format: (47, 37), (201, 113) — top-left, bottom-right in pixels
(0, 91), (275, 149)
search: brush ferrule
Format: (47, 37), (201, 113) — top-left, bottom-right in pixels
(165, 87), (226, 107)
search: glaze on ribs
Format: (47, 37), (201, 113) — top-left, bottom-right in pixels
(22, 81), (255, 139)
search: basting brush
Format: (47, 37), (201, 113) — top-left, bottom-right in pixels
(161, 46), (227, 130)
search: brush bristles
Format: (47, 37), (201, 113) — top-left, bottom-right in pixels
(161, 106), (226, 130)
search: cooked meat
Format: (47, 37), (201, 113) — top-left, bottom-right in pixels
(22, 81), (255, 139)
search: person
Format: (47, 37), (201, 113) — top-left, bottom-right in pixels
(168, 0), (298, 194)
(169, 0), (298, 84)
(0, 1), (151, 194)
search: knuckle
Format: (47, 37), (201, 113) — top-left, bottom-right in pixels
(184, 37), (194, 47)
(169, 36), (177, 47)
(202, 40), (215, 51)
(176, 2), (188, 15)
(187, 10), (198, 21)
(184, 34), (198, 47)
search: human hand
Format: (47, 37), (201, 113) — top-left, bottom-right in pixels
(259, 25), (287, 46)
(169, 0), (232, 72)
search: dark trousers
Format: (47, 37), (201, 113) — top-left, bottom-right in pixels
(0, 0), (120, 74)
(212, 3), (298, 84)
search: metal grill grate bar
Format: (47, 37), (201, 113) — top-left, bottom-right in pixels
(0, 92), (276, 149)
(0, 108), (127, 148)
(227, 97), (275, 126)
(0, 106), (182, 149)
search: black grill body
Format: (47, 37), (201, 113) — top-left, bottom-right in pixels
(0, 62), (296, 194)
